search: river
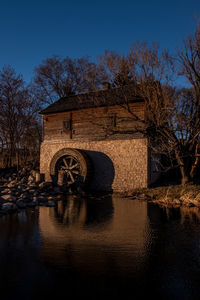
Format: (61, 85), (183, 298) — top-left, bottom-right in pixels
(0, 194), (200, 299)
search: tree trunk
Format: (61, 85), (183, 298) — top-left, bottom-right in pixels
(180, 166), (190, 185)
(190, 156), (200, 182)
(175, 150), (191, 185)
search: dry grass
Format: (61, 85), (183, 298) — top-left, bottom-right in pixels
(132, 184), (200, 208)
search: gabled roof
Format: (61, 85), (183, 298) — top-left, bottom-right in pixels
(40, 84), (144, 115)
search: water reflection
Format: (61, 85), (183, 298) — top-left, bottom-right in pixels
(54, 195), (86, 226)
(84, 195), (114, 227)
(39, 196), (149, 279)
(148, 202), (200, 225)
(0, 209), (43, 300)
(146, 203), (200, 300)
(1, 197), (200, 299)
(168, 206), (200, 224)
(52, 194), (114, 227)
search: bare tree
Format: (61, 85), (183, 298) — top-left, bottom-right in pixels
(0, 66), (41, 167)
(98, 40), (200, 185)
(98, 50), (134, 87)
(129, 40), (200, 184)
(175, 24), (200, 183)
(128, 40), (200, 184)
(33, 55), (107, 106)
(30, 27), (200, 185)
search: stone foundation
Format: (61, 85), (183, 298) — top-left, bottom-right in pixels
(40, 138), (148, 193)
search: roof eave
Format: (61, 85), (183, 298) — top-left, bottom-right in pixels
(40, 98), (145, 115)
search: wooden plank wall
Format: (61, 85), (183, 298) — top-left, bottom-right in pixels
(43, 102), (145, 141)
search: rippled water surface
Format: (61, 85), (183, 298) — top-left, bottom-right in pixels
(1, 194), (200, 299)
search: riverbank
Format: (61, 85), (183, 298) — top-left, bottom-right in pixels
(129, 184), (200, 208)
(1, 166), (200, 215)
(0, 166), (64, 215)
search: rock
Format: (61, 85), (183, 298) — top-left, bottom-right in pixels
(18, 168), (26, 176)
(53, 186), (62, 193)
(1, 202), (17, 212)
(0, 178), (7, 183)
(7, 181), (16, 188)
(38, 196), (48, 203)
(28, 183), (37, 188)
(26, 200), (38, 207)
(45, 201), (56, 207)
(28, 175), (34, 183)
(28, 189), (37, 194)
(40, 192), (49, 196)
(33, 199), (38, 205)
(1, 194), (16, 202)
(13, 191), (22, 197)
(138, 193), (148, 200)
(23, 197), (32, 203)
(19, 178), (27, 184)
(30, 170), (37, 177)
(35, 172), (40, 183)
(30, 170), (41, 183)
(55, 194), (63, 200)
(39, 181), (52, 189)
(67, 187), (73, 195)
(39, 201), (55, 207)
(1, 188), (11, 195)
(16, 200), (27, 208)
(19, 191), (30, 199)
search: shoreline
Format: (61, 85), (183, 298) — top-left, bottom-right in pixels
(1, 166), (200, 215)
(124, 184), (200, 208)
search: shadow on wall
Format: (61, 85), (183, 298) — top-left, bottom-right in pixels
(83, 150), (115, 193)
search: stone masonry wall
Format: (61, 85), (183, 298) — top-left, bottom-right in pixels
(40, 138), (148, 193)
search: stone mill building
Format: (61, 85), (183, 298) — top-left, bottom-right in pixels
(40, 84), (156, 193)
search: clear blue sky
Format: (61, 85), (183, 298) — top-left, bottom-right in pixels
(0, 0), (200, 83)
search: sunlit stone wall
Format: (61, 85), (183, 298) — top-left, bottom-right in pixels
(40, 138), (148, 192)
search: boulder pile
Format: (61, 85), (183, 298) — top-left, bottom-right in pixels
(0, 166), (63, 215)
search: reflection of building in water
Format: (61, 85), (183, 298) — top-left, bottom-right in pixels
(39, 196), (151, 274)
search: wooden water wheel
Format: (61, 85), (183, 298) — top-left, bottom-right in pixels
(51, 148), (92, 188)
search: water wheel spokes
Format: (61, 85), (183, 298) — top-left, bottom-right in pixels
(52, 148), (93, 189)
(58, 155), (81, 185)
